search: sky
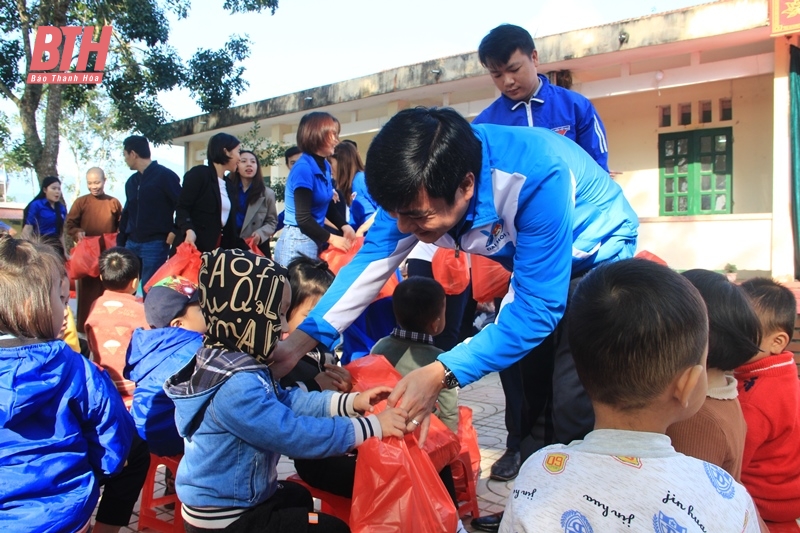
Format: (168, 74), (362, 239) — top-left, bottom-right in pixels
(4, 0), (712, 204)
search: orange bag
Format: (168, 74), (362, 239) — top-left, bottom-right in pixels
(244, 236), (265, 256)
(66, 236), (101, 280)
(350, 434), (458, 533)
(102, 232), (119, 251)
(431, 248), (470, 295)
(320, 237), (398, 300)
(144, 243), (202, 292)
(635, 250), (668, 266)
(471, 254), (511, 303)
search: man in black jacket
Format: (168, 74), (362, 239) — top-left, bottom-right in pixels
(119, 135), (181, 290)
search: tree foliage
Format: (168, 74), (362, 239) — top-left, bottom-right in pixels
(0, 0), (279, 183)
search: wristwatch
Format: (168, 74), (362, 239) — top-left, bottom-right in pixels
(440, 361), (460, 389)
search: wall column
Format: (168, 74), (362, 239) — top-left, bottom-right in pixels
(772, 35), (796, 280)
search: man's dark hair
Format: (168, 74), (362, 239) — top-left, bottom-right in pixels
(478, 24), (536, 69)
(123, 135), (151, 159)
(682, 269), (760, 371)
(284, 145), (301, 165)
(99, 247), (141, 291)
(207, 132), (240, 165)
(392, 276), (446, 334)
(365, 107), (482, 213)
(568, 259), (708, 411)
(741, 277), (797, 339)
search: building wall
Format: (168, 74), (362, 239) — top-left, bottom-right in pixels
(595, 73), (774, 218)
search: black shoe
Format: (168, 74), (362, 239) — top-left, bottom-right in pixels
(490, 449), (520, 481)
(471, 512), (503, 532)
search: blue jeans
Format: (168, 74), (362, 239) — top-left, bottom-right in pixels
(126, 239), (170, 291)
(274, 225), (319, 268)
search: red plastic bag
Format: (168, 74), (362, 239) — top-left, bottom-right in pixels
(471, 254), (511, 303)
(350, 434), (458, 533)
(244, 236), (265, 256)
(66, 236), (101, 280)
(431, 248), (470, 295)
(635, 250), (668, 266)
(346, 354), (402, 391)
(423, 413), (460, 472)
(144, 243), (202, 292)
(320, 237), (398, 301)
(102, 232), (119, 251)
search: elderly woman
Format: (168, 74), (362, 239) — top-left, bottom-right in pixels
(65, 167), (123, 332)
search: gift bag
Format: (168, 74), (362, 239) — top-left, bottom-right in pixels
(66, 236), (101, 280)
(350, 434), (458, 533)
(144, 243), (202, 292)
(244, 236), (265, 256)
(471, 254), (511, 303)
(320, 237), (398, 300)
(431, 248), (470, 295)
(102, 232), (119, 252)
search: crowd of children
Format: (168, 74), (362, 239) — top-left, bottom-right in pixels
(1, 227), (800, 532)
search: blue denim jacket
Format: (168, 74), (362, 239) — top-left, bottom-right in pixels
(165, 348), (380, 508)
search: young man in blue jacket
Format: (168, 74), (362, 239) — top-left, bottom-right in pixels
(270, 107), (638, 462)
(472, 24), (612, 502)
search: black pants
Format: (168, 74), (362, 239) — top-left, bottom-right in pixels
(184, 481), (350, 533)
(518, 276), (595, 460)
(95, 434), (151, 526)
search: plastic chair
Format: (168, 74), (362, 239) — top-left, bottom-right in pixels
(451, 406), (481, 518)
(138, 454), (183, 533)
(286, 473), (352, 525)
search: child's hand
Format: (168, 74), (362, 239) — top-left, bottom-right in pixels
(324, 364), (352, 392)
(376, 406), (409, 439)
(353, 386), (393, 414)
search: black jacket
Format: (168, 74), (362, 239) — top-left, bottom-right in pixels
(173, 165), (239, 252)
(118, 161), (181, 245)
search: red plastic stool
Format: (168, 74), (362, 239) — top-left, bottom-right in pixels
(450, 449), (480, 518)
(138, 454), (184, 533)
(286, 474), (352, 524)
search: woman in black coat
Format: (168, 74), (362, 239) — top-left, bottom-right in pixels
(173, 133), (241, 252)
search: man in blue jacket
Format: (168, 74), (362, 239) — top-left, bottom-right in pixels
(271, 107), (638, 457)
(473, 24), (612, 497)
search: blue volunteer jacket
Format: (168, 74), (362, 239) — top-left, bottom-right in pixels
(298, 124), (638, 386)
(0, 339), (134, 533)
(473, 74), (609, 171)
(125, 327), (203, 456)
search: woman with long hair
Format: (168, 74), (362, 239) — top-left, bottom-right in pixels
(173, 132), (241, 253)
(22, 176), (68, 256)
(274, 112), (355, 267)
(331, 141), (378, 236)
(231, 150), (278, 258)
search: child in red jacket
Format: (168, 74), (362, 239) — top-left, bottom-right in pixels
(737, 278), (800, 526)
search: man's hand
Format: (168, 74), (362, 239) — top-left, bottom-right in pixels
(74, 231), (86, 242)
(387, 362), (446, 446)
(324, 363), (352, 392)
(353, 386), (393, 413)
(268, 330), (318, 379)
(375, 406), (409, 439)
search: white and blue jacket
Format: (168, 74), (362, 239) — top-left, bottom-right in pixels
(298, 124), (638, 386)
(474, 74), (609, 171)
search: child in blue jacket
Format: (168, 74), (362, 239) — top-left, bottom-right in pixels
(125, 275), (206, 457)
(166, 249), (408, 532)
(0, 235), (134, 533)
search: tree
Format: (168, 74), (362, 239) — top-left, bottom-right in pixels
(0, 0), (279, 184)
(238, 121), (287, 201)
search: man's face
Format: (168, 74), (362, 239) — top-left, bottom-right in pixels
(390, 174), (474, 243)
(86, 171), (105, 196)
(287, 152), (301, 170)
(487, 49), (540, 102)
(123, 149), (135, 170)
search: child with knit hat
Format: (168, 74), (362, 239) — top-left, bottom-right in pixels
(166, 249), (407, 532)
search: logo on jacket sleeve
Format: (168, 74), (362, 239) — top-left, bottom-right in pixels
(704, 462), (735, 499)
(552, 125), (571, 136)
(543, 452), (569, 474)
(653, 511), (687, 533)
(480, 219), (510, 252)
